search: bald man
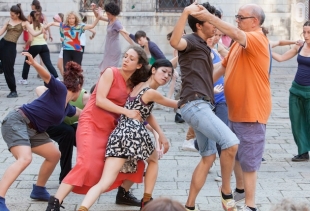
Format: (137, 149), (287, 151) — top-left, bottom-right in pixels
(192, 4), (271, 211)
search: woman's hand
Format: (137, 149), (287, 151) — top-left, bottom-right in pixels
(158, 134), (170, 154)
(90, 31), (96, 40)
(214, 84), (224, 94)
(125, 109), (142, 122)
(91, 3), (97, 10)
(21, 52), (36, 66)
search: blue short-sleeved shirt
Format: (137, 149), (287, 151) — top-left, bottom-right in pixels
(20, 76), (76, 133)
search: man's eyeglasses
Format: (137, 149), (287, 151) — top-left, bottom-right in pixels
(235, 15), (255, 21)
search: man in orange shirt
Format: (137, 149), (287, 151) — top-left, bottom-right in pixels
(192, 3), (271, 211)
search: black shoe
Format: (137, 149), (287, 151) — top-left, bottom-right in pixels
(261, 158), (267, 164)
(175, 113), (185, 123)
(140, 198), (153, 210)
(0, 61), (3, 74)
(45, 196), (64, 211)
(7, 91), (18, 98)
(115, 186), (140, 207)
(292, 152), (309, 162)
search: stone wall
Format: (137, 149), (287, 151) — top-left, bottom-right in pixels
(0, 0), (306, 55)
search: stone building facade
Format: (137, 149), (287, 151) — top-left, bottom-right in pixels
(0, 0), (309, 54)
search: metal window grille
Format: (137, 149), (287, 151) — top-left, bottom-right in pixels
(80, 0), (121, 12)
(156, 0), (194, 12)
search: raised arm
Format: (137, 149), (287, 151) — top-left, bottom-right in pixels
(91, 3), (108, 21)
(191, 5), (247, 46)
(84, 8), (102, 30)
(272, 45), (299, 62)
(22, 52), (51, 84)
(96, 68), (141, 120)
(170, 2), (200, 50)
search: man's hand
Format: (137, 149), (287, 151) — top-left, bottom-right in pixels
(183, 0), (201, 15)
(190, 4), (210, 22)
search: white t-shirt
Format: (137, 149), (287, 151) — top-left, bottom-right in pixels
(80, 32), (86, 46)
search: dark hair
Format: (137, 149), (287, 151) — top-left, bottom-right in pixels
(141, 198), (186, 211)
(126, 45), (149, 88)
(135, 30), (150, 42)
(303, 20), (310, 27)
(215, 9), (222, 19)
(188, 2), (216, 32)
(31, 0), (41, 10)
(79, 13), (87, 23)
(58, 13), (64, 22)
(63, 61), (84, 93)
(104, 2), (120, 16)
(166, 30), (186, 41)
(10, 4), (28, 21)
(30, 11), (41, 30)
(147, 59), (174, 79)
(90, 84), (96, 94)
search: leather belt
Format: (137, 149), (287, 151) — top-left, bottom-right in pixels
(16, 109), (37, 131)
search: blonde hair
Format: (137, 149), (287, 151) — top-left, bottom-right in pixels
(64, 11), (81, 26)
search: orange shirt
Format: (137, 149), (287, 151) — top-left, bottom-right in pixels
(222, 29), (271, 124)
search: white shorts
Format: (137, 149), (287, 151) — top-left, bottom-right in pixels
(58, 47), (63, 59)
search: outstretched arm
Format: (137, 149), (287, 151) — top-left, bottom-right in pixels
(23, 21), (43, 37)
(270, 40), (302, 48)
(272, 44), (299, 62)
(120, 29), (135, 45)
(0, 20), (8, 36)
(84, 8), (102, 30)
(191, 5), (247, 46)
(143, 89), (178, 109)
(44, 21), (60, 29)
(91, 3), (108, 21)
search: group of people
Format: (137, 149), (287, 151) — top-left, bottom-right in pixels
(0, 0), (310, 211)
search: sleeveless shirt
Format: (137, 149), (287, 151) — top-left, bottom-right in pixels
(294, 44), (310, 86)
(4, 22), (23, 43)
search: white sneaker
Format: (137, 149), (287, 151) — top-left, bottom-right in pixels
(181, 139), (198, 152)
(241, 205), (253, 211)
(215, 172), (222, 181)
(18, 79), (28, 85)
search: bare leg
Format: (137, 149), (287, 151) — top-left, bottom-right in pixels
(144, 150), (158, 195)
(32, 142), (61, 186)
(243, 171), (257, 207)
(57, 58), (64, 77)
(80, 157), (126, 209)
(186, 154), (215, 207)
(121, 180), (134, 192)
(0, 146), (32, 197)
(220, 145), (238, 195)
(54, 183), (74, 203)
(234, 161), (244, 190)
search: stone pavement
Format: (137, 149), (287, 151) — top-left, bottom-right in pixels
(0, 53), (309, 211)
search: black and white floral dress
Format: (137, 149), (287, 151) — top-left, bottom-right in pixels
(106, 87), (155, 173)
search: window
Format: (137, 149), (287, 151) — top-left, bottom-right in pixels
(80, 0), (121, 12)
(156, 0), (194, 12)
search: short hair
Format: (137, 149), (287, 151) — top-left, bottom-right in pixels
(104, 2), (120, 16)
(188, 2), (216, 32)
(269, 198), (310, 211)
(63, 61), (84, 93)
(141, 198), (186, 211)
(250, 5), (265, 25)
(303, 20), (310, 27)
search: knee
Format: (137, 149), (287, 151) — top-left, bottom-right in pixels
(18, 155), (32, 167)
(49, 149), (61, 163)
(224, 144), (238, 155)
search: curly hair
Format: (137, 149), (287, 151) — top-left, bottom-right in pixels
(63, 61), (84, 93)
(126, 45), (149, 88)
(142, 198), (186, 211)
(104, 2), (120, 16)
(64, 11), (81, 26)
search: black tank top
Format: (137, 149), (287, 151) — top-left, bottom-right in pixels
(294, 43), (310, 86)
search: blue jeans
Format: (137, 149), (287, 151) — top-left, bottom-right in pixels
(180, 100), (239, 157)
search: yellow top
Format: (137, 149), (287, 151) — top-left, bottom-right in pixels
(31, 24), (46, 46)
